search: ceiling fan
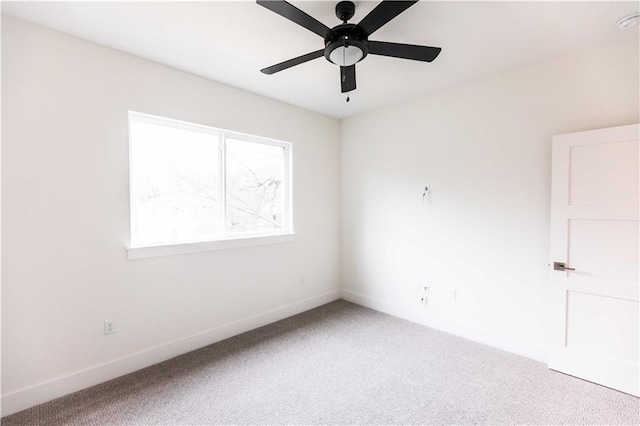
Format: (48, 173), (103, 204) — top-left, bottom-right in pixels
(257, 0), (441, 97)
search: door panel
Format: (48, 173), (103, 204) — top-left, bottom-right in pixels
(569, 140), (639, 206)
(549, 123), (639, 396)
(566, 291), (639, 363)
(568, 219), (638, 285)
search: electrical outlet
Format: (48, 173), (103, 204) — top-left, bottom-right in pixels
(422, 185), (431, 200)
(104, 320), (115, 335)
(299, 275), (305, 285)
(420, 284), (429, 304)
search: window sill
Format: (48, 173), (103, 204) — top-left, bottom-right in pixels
(127, 233), (296, 260)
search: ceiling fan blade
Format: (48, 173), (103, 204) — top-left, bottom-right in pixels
(261, 49), (324, 75)
(257, 0), (333, 39)
(356, 1), (417, 36)
(368, 41), (441, 62)
(340, 65), (356, 93)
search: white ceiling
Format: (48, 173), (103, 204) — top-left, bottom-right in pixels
(3, 1), (638, 119)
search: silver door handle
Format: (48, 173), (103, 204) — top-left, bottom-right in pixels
(553, 262), (575, 272)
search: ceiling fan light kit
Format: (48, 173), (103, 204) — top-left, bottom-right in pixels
(326, 37), (367, 67)
(257, 0), (441, 97)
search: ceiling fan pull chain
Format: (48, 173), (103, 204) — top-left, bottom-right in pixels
(343, 37), (350, 101)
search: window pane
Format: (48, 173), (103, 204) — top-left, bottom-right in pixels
(130, 120), (220, 246)
(226, 138), (285, 234)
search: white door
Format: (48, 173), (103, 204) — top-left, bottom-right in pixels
(549, 123), (639, 396)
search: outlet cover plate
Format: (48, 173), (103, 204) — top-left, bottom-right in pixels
(104, 320), (115, 335)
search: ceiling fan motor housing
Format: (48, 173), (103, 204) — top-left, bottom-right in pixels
(324, 23), (369, 66)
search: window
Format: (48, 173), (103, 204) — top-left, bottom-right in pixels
(128, 112), (292, 258)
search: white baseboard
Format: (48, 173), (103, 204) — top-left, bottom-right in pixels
(341, 289), (547, 363)
(1, 290), (340, 417)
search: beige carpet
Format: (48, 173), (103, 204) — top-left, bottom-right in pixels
(3, 300), (639, 425)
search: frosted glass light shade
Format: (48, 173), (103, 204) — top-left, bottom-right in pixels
(329, 45), (363, 66)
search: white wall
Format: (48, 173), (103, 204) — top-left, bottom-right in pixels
(1, 15), (340, 413)
(340, 37), (639, 360)
(3, 10), (639, 417)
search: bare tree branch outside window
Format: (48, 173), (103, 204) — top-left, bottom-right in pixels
(130, 114), (289, 247)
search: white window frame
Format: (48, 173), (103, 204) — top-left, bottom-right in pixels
(127, 111), (294, 260)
